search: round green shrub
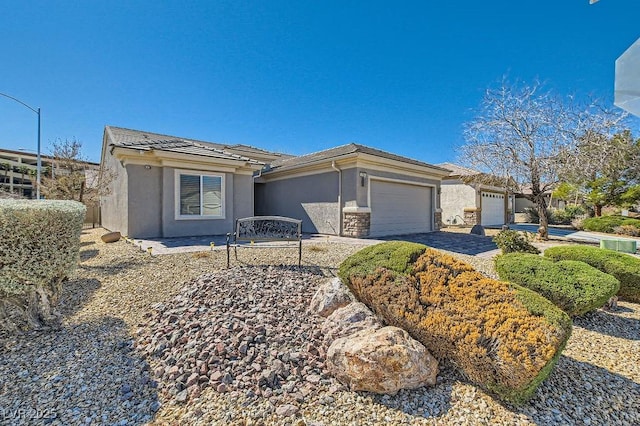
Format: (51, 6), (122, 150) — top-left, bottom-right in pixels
(495, 253), (620, 316)
(544, 245), (640, 303)
(340, 242), (572, 405)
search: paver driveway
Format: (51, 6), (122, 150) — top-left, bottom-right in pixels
(378, 231), (498, 256)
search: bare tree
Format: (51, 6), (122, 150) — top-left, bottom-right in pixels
(40, 138), (114, 206)
(459, 79), (627, 239)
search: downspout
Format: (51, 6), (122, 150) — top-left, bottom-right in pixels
(331, 161), (343, 236)
(252, 167), (264, 216)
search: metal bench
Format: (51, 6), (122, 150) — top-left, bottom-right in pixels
(226, 216), (303, 268)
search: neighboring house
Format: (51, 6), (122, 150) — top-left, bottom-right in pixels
(256, 144), (451, 237)
(438, 162), (514, 227)
(100, 126), (285, 238)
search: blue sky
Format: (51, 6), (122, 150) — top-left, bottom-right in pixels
(1, 1), (639, 164)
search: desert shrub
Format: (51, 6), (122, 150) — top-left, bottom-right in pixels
(495, 253), (620, 316)
(523, 207), (546, 224)
(493, 230), (540, 254)
(550, 206), (586, 225)
(571, 217), (584, 231)
(581, 215), (640, 234)
(613, 224), (640, 237)
(0, 200), (86, 332)
(340, 243), (572, 404)
(525, 206), (586, 225)
(544, 245), (640, 302)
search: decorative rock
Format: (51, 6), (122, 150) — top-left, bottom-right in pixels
(175, 389), (188, 403)
(186, 373), (199, 387)
(326, 326), (438, 395)
(275, 404), (299, 417)
(100, 231), (121, 243)
(309, 277), (352, 317)
(321, 302), (381, 347)
(470, 224), (485, 236)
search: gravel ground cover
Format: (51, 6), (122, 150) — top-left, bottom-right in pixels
(0, 228), (638, 425)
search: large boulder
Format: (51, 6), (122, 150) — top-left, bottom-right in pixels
(321, 301), (381, 348)
(326, 326), (438, 395)
(309, 277), (352, 317)
(339, 242), (572, 404)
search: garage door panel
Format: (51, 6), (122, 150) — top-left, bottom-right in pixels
(481, 192), (505, 226)
(369, 180), (432, 237)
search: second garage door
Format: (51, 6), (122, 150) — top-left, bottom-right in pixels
(481, 192), (505, 226)
(369, 180), (432, 237)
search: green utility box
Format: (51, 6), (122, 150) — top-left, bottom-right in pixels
(600, 239), (637, 254)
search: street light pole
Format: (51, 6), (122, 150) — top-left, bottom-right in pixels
(0, 92), (42, 199)
(37, 107), (41, 199)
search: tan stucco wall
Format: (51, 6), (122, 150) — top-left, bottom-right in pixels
(255, 171), (341, 234)
(100, 150), (129, 236)
(128, 165), (163, 238)
(440, 182), (476, 225)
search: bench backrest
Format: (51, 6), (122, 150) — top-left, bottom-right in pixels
(234, 216), (302, 242)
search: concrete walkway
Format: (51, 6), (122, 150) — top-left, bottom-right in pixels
(128, 233), (381, 256)
(130, 231), (500, 257)
(127, 224), (638, 258)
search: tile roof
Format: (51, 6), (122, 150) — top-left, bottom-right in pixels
(105, 126), (265, 165)
(267, 143), (450, 173)
(437, 162), (481, 177)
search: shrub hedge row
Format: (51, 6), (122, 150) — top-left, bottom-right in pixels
(581, 215), (640, 234)
(495, 253), (620, 316)
(544, 245), (640, 303)
(339, 242), (572, 404)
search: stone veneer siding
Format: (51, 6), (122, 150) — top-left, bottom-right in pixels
(343, 212), (370, 238)
(434, 211), (442, 231)
(463, 208), (480, 226)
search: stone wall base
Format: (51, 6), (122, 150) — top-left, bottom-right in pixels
(463, 208), (480, 226)
(343, 212), (370, 238)
(434, 211), (442, 231)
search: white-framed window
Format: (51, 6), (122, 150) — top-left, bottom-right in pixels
(175, 170), (225, 219)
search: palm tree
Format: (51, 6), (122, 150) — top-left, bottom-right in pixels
(0, 162), (10, 184)
(18, 166), (30, 196)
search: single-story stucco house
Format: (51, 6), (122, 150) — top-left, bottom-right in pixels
(256, 144), (451, 237)
(100, 126), (289, 238)
(438, 162), (514, 227)
(100, 126), (451, 239)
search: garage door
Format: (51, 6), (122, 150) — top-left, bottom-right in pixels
(481, 192), (505, 226)
(369, 180), (432, 237)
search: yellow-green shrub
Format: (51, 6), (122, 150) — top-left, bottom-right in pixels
(0, 200), (86, 332)
(340, 242), (572, 404)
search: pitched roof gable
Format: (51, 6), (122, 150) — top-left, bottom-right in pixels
(268, 143), (449, 173)
(105, 126), (265, 165)
(437, 162), (480, 177)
